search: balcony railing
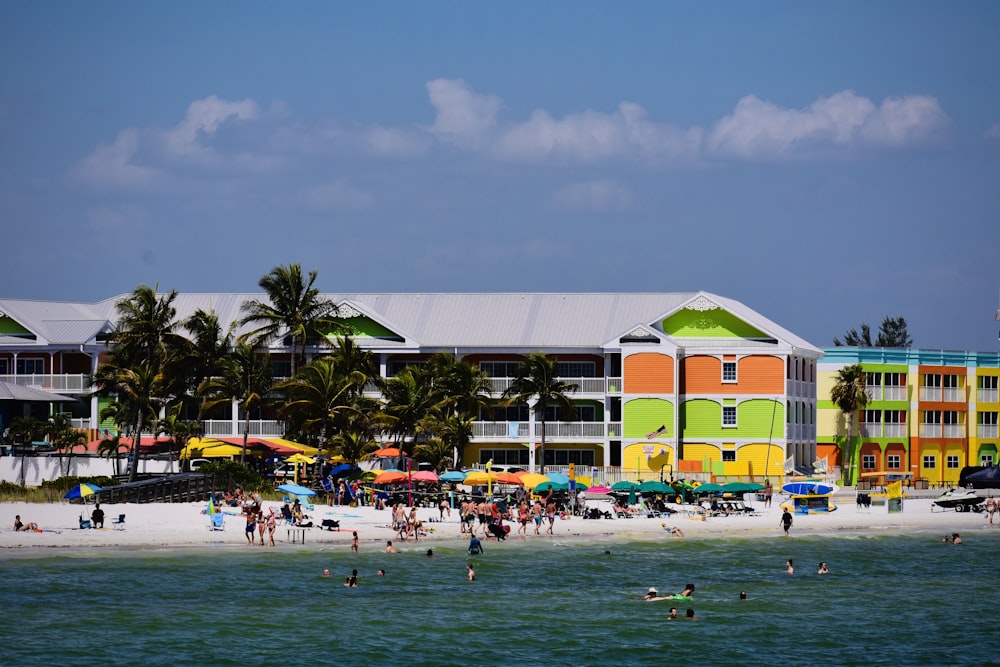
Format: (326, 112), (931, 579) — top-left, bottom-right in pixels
(486, 377), (620, 396)
(978, 424), (999, 438)
(471, 421), (609, 439)
(943, 423), (964, 438)
(860, 422), (880, 437)
(919, 388), (938, 401)
(866, 386), (883, 401)
(884, 423), (906, 437)
(978, 388), (999, 404)
(919, 423), (942, 438)
(0, 374), (92, 393)
(884, 386), (907, 401)
(201, 420), (286, 437)
(942, 388), (965, 402)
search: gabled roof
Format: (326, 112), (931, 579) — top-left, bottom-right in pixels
(0, 291), (821, 354)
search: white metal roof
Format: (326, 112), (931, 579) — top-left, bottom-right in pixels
(0, 291), (822, 355)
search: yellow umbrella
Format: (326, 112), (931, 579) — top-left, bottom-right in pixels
(464, 471), (499, 485)
(266, 438), (320, 456)
(516, 472), (550, 489)
(179, 438), (246, 459)
(285, 453), (316, 464)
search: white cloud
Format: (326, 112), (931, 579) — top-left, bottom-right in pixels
(303, 180), (374, 210)
(426, 78), (501, 149)
(362, 125), (431, 157)
(707, 91), (948, 158)
(74, 129), (164, 190)
(552, 179), (633, 211)
(162, 95), (259, 159)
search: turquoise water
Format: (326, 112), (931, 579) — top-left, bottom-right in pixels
(2, 531), (998, 666)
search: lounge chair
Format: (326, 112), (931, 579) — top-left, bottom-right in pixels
(209, 513), (225, 531)
(111, 514), (126, 530)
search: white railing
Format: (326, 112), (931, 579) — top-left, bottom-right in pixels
(860, 422), (880, 437)
(943, 388), (964, 402)
(70, 418), (91, 430)
(978, 424), (999, 438)
(606, 422), (622, 438)
(920, 423), (942, 438)
(866, 385), (883, 401)
(471, 421), (607, 439)
(884, 386), (907, 401)
(201, 420), (286, 437)
(486, 377), (615, 396)
(0, 374), (92, 393)
(919, 387), (939, 401)
(943, 424), (965, 438)
(978, 389), (999, 404)
(884, 423), (906, 437)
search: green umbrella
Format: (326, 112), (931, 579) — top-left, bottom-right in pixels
(693, 483), (725, 494)
(611, 480), (639, 491)
(535, 481), (568, 492)
(639, 480), (671, 494)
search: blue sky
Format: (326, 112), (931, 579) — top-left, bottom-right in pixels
(2, 1), (998, 352)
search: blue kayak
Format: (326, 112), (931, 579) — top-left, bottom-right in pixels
(782, 482), (835, 496)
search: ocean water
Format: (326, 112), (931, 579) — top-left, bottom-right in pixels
(2, 531), (998, 666)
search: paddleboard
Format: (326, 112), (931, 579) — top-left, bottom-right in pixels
(782, 482), (835, 496)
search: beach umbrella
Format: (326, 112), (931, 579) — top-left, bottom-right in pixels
(328, 463), (355, 476)
(440, 470), (467, 483)
(495, 472), (524, 485)
(515, 472), (550, 489)
(411, 470), (439, 483)
(464, 471), (499, 485)
(276, 483), (317, 497)
(693, 483), (725, 494)
(535, 481), (568, 492)
(611, 480), (639, 492)
(373, 470), (408, 484)
(586, 485), (612, 495)
(639, 480), (671, 494)
(63, 483), (102, 501)
(371, 447), (402, 458)
(546, 473), (570, 485)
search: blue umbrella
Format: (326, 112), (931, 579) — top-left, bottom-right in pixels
(546, 473), (570, 484)
(329, 463), (355, 476)
(440, 470), (467, 483)
(276, 483), (316, 497)
(63, 483), (102, 500)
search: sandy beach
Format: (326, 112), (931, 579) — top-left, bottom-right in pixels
(2, 493), (995, 551)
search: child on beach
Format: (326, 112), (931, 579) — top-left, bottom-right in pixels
(351, 531), (359, 553)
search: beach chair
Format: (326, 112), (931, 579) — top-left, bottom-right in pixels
(111, 514), (126, 530)
(209, 513), (225, 531)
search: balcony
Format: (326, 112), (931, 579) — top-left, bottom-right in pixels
(978, 388), (999, 404)
(884, 423), (906, 438)
(860, 422), (881, 438)
(919, 387), (938, 401)
(201, 420), (286, 437)
(978, 424), (999, 438)
(471, 421), (610, 440)
(919, 423), (942, 438)
(486, 377), (619, 396)
(0, 374), (92, 394)
(942, 388), (965, 403)
(942, 424), (964, 438)
(883, 386), (907, 401)
(865, 386), (883, 401)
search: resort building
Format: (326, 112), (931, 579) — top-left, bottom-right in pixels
(0, 291), (820, 480)
(817, 347), (1000, 487)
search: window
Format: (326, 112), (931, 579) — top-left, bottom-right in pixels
(271, 360), (291, 378)
(923, 455), (936, 469)
(542, 405), (596, 422)
(722, 361), (737, 383)
(982, 454), (995, 466)
(862, 455), (876, 470)
(943, 374), (959, 389)
(943, 411), (960, 425)
(862, 410), (882, 424)
(479, 449), (529, 466)
(480, 361), (521, 378)
(923, 411), (941, 424)
(924, 374), (941, 388)
(887, 454), (901, 469)
(885, 411), (906, 424)
(387, 360), (424, 376)
(721, 450), (736, 462)
(555, 361), (595, 378)
(946, 455), (960, 469)
(865, 372), (882, 388)
(543, 449), (595, 466)
(722, 406), (737, 427)
(979, 412), (998, 426)
(484, 405), (530, 422)
(15, 358), (44, 374)
(885, 372), (906, 387)
(0, 359), (7, 374)
(980, 376), (999, 390)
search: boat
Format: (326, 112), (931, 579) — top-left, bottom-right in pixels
(932, 488), (985, 513)
(782, 481), (837, 496)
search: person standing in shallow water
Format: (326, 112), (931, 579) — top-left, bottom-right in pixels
(780, 508), (793, 536)
(764, 480), (773, 508)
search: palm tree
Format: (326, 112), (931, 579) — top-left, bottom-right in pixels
(382, 367), (437, 453)
(502, 353), (578, 474)
(329, 425), (379, 465)
(239, 264), (343, 375)
(199, 342), (274, 464)
(275, 357), (364, 451)
(96, 435), (126, 477)
(46, 413), (87, 476)
(154, 410), (203, 472)
(172, 308), (235, 414)
(830, 363), (870, 486)
(8, 416), (44, 486)
(419, 412), (474, 470)
(93, 360), (165, 482)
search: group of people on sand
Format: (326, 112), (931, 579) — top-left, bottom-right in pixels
(243, 497), (278, 546)
(391, 504), (428, 541)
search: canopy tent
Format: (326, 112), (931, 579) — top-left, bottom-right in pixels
(179, 437), (295, 460)
(0, 381), (76, 403)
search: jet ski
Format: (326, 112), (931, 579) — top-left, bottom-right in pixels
(932, 488), (985, 512)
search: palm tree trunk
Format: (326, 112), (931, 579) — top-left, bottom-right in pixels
(128, 414), (142, 483)
(242, 413), (250, 464)
(539, 417), (546, 475)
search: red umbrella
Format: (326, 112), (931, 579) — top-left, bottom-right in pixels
(410, 470), (439, 483)
(495, 472), (524, 485)
(373, 470), (407, 484)
(372, 447), (402, 457)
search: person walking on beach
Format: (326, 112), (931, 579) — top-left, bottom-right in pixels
(764, 480), (773, 508)
(245, 512), (257, 546)
(986, 496), (997, 525)
(517, 501), (529, 536)
(531, 501), (543, 535)
(545, 500), (557, 534)
(257, 511), (267, 545)
(266, 511), (277, 546)
(780, 508), (793, 536)
(351, 531), (359, 553)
